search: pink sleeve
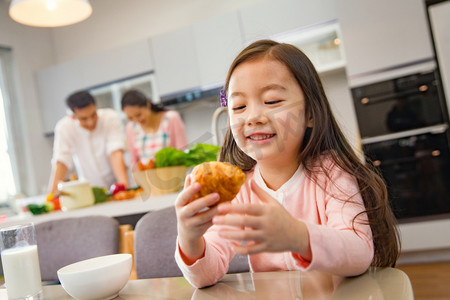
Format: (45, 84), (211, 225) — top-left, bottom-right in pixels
(174, 187), (244, 288)
(175, 229), (233, 288)
(291, 166), (374, 276)
(167, 111), (188, 150)
(125, 122), (139, 168)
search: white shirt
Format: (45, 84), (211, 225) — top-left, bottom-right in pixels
(51, 108), (125, 188)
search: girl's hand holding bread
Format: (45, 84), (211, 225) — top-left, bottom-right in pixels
(175, 162), (245, 264)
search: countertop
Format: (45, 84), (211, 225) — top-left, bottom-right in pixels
(0, 192), (178, 229)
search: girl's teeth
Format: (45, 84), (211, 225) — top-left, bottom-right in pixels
(249, 134), (273, 140)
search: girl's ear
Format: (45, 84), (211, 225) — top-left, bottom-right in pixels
(302, 126), (312, 147)
(306, 113), (313, 127)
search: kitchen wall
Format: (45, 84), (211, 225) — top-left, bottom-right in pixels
(0, 2), (55, 196)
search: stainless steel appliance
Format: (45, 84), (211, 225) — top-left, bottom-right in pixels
(352, 67), (450, 221)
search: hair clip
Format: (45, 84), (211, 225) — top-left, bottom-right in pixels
(220, 89), (227, 107)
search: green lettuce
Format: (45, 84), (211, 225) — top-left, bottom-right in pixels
(154, 143), (220, 168)
(184, 143), (220, 166)
(155, 147), (188, 168)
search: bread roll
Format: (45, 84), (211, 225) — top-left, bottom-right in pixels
(191, 161), (245, 205)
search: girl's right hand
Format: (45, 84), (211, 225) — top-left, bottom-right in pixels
(175, 175), (220, 263)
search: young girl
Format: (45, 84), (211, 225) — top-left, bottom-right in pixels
(121, 89), (187, 169)
(174, 40), (400, 288)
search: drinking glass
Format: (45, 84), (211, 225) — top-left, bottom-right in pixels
(0, 223), (42, 300)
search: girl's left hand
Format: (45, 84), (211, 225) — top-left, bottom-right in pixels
(212, 180), (310, 257)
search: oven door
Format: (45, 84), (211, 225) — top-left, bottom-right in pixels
(352, 69), (447, 139)
(363, 125), (450, 220)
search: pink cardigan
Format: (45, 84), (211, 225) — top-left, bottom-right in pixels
(175, 160), (374, 288)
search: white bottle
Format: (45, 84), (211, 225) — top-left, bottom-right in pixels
(1, 245), (42, 299)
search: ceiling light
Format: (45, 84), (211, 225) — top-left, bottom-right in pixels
(9, 0), (92, 27)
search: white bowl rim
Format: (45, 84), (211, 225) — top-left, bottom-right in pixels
(57, 253), (131, 275)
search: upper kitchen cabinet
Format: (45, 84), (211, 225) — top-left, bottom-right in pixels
(36, 61), (84, 135)
(150, 26), (201, 96)
(36, 40), (153, 134)
(151, 11), (244, 97)
(79, 40), (153, 89)
(240, 0), (337, 43)
(336, 0), (434, 84)
(193, 11), (243, 88)
(273, 21), (346, 74)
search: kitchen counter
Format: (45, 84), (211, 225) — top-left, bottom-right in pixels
(0, 193), (178, 229)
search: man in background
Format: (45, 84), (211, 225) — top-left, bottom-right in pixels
(48, 90), (129, 194)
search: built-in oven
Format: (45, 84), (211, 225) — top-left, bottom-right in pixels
(363, 125), (450, 220)
(352, 68), (450, 221)
(352, 69), (448, 139)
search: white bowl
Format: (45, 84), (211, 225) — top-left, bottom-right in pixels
(57, 254), (132, 300)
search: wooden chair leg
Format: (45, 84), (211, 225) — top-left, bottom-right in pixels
(119, 224), (137, 280)
(119, 224), (132, 253)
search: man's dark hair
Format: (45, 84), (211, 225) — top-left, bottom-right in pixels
(66, 91), (96, 112)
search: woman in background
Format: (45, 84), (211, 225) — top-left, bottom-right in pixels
(121, 90), (187, 169)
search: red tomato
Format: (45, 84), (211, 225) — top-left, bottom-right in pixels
(110, 183), (126, 195)
(50, 197), (61, 211)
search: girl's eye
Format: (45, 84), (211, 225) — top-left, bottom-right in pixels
(266, 100), (282, 105)
(232, 105), (246, 111)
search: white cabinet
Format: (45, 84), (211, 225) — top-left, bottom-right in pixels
(193, 11), (243, 87)
(240, 0), (337, 43)
(80, 40), (153, 88)
(36, 62), (85, 135)
(36, 39), (153, 134)
(89, 73), (159, 124)
(150, 26), (201, 96)
(151, 11), (244, 96)
(273, 21), (346, 74)
(336, 0), (434, 81)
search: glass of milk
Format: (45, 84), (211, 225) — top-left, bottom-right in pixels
(0, 223), (42, 299)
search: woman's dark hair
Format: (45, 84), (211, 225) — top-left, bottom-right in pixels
(121, 89), (166, 112)
(219, 39), (400, 268)
(66, 90), (96, 112)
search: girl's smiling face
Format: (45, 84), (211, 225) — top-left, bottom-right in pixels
(228, 56), (312, 167)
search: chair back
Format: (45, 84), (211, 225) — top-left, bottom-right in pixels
(134, 206), (249, 279)
(134, 206), (182, 278)
(211, 107), (228, 146)
(35, 216), (119, 281)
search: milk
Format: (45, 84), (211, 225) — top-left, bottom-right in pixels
(1, 245), (42, 299)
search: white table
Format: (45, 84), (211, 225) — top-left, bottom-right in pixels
(0, 192), (178, 229)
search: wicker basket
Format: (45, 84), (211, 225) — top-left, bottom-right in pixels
(133, 166), (188, 198)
